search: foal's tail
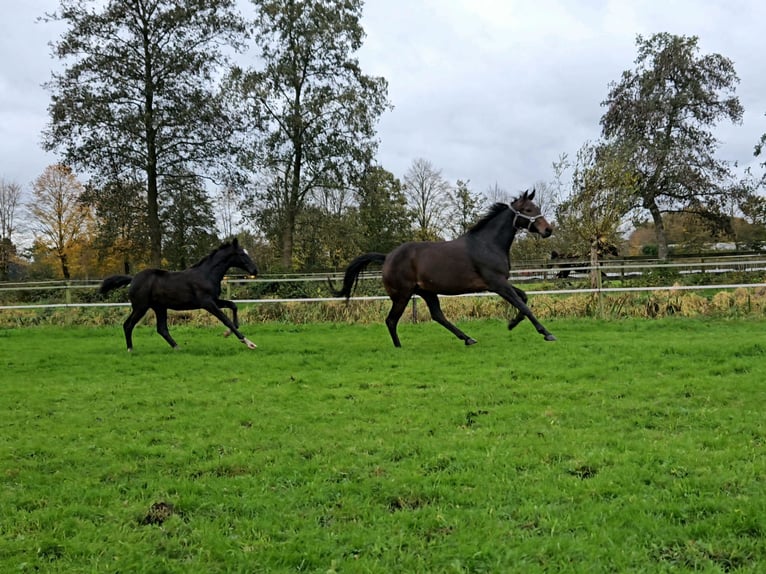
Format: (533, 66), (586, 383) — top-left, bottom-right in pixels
(328, 253), (387, 299)
(99, 275), (133, 295)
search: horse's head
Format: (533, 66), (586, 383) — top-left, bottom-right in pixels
(510, 189), (553, 238)
(227, 238), (259, 276)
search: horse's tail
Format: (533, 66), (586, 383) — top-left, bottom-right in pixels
(328, 252), (387, 299)
(99, 275), (133, 295)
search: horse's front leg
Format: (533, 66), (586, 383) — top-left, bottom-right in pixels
(203, 301), (256, 349)
(492, 281), (556, 341)
(215, 298), (239, 337)
(507, 286), (527, 332)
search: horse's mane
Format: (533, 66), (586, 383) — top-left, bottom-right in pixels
(191, 241), (233, 268)
(467, 203), (510, 234)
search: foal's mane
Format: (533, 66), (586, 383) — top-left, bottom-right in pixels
(467, 202), (510, 234)
(191, 241), (234, 268)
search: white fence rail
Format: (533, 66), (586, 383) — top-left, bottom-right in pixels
(2, 283), (766, 311)
(2, 254), (766, 311)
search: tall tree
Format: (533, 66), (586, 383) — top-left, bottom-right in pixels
(81, 179), (150, 274)
(214, 184), (242, 240)
(230, 0), (390, 269)
(731, 169), (766, 250)
(600, 33), (743, 260)
(161, 175), (219, 269)
(356, 166), (411, 253)
(754, 114), (766, 189)
(29, 165), (91, 280)
(42, 0), (246, 265)
(403, 158), (449, 241)
(0, 179), (23, 280)
(446, 179), (484, 239)
(554, 142), (635, 287)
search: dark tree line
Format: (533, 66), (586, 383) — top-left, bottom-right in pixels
(43, 0), (247, 266)
(6, 6), (763, 280)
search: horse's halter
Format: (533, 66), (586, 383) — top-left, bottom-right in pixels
(509, 205), (545, 232)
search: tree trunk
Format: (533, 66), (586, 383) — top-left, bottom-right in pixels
(282, 128), (303, 270)
(59, 252), (70, 280)
(280, 210), (295, 270)
(647, 200), (669, 260)
(589, 241), (600, 290)
(0, 241), (9, 281)
(143, 33), (162, 267)
(146, 172), (162, 266)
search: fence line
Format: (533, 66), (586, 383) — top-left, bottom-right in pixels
(3, 257), (766, 293)
(3, 253), (766, 311)
(2, 282), (765, 311)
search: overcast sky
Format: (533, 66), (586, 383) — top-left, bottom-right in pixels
(2, 0), (765, 200)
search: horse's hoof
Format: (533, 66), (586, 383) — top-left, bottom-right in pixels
(465, 338), (478, 346)
(544, 334), (557, 342)
(242, 338), (257, 349)
(223, 329), (232, 338)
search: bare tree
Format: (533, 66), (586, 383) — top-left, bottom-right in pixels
(29, 165), (90, 279)
(403, 158), (449, 240)
(485, 182), (511, 205)
(215, 185), (241, 240)
(0, 179), (23, 280)
(485, 180), (551, 210)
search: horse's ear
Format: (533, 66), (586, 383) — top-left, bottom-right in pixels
(528, 188), (536, 201)
(232, 237), (239, 248)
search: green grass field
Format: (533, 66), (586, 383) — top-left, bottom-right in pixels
(1, 317), (765, 572)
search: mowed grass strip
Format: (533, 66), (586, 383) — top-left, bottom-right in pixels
(1, 317), (765, 573)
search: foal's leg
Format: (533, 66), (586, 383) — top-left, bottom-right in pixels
(154, 307), (179, 349)
(493, 282), (556, 341)
(507, 286), (528, 331)
(419, 291), (477, 345)
(122, 304), (149, 351)
(202, 301), (257, 349)
(215, 298), (239, 337)
(385, 294), (412, 348)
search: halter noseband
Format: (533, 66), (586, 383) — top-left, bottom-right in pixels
(509, 205), (544, 231)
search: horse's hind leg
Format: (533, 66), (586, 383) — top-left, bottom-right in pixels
(419, 291), (477, 345)
(385, 295), (411, 348)
(154, 307), (179, 349)
(215, 298), (238, 337)
(507, 286), (527, 331)
(123, 304), (149, 351)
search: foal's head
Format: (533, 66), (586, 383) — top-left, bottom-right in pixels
(510, 189), (553, 238)
(223, 238), (259, 276)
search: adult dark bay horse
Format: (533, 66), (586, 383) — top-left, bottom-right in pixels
(329, 190), (556, 347)
(99, 238), (259, 351)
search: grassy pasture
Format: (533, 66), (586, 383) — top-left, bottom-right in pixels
(1, 317), (765, 573)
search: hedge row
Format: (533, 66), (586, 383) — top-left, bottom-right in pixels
(1, 287), (764, 328)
